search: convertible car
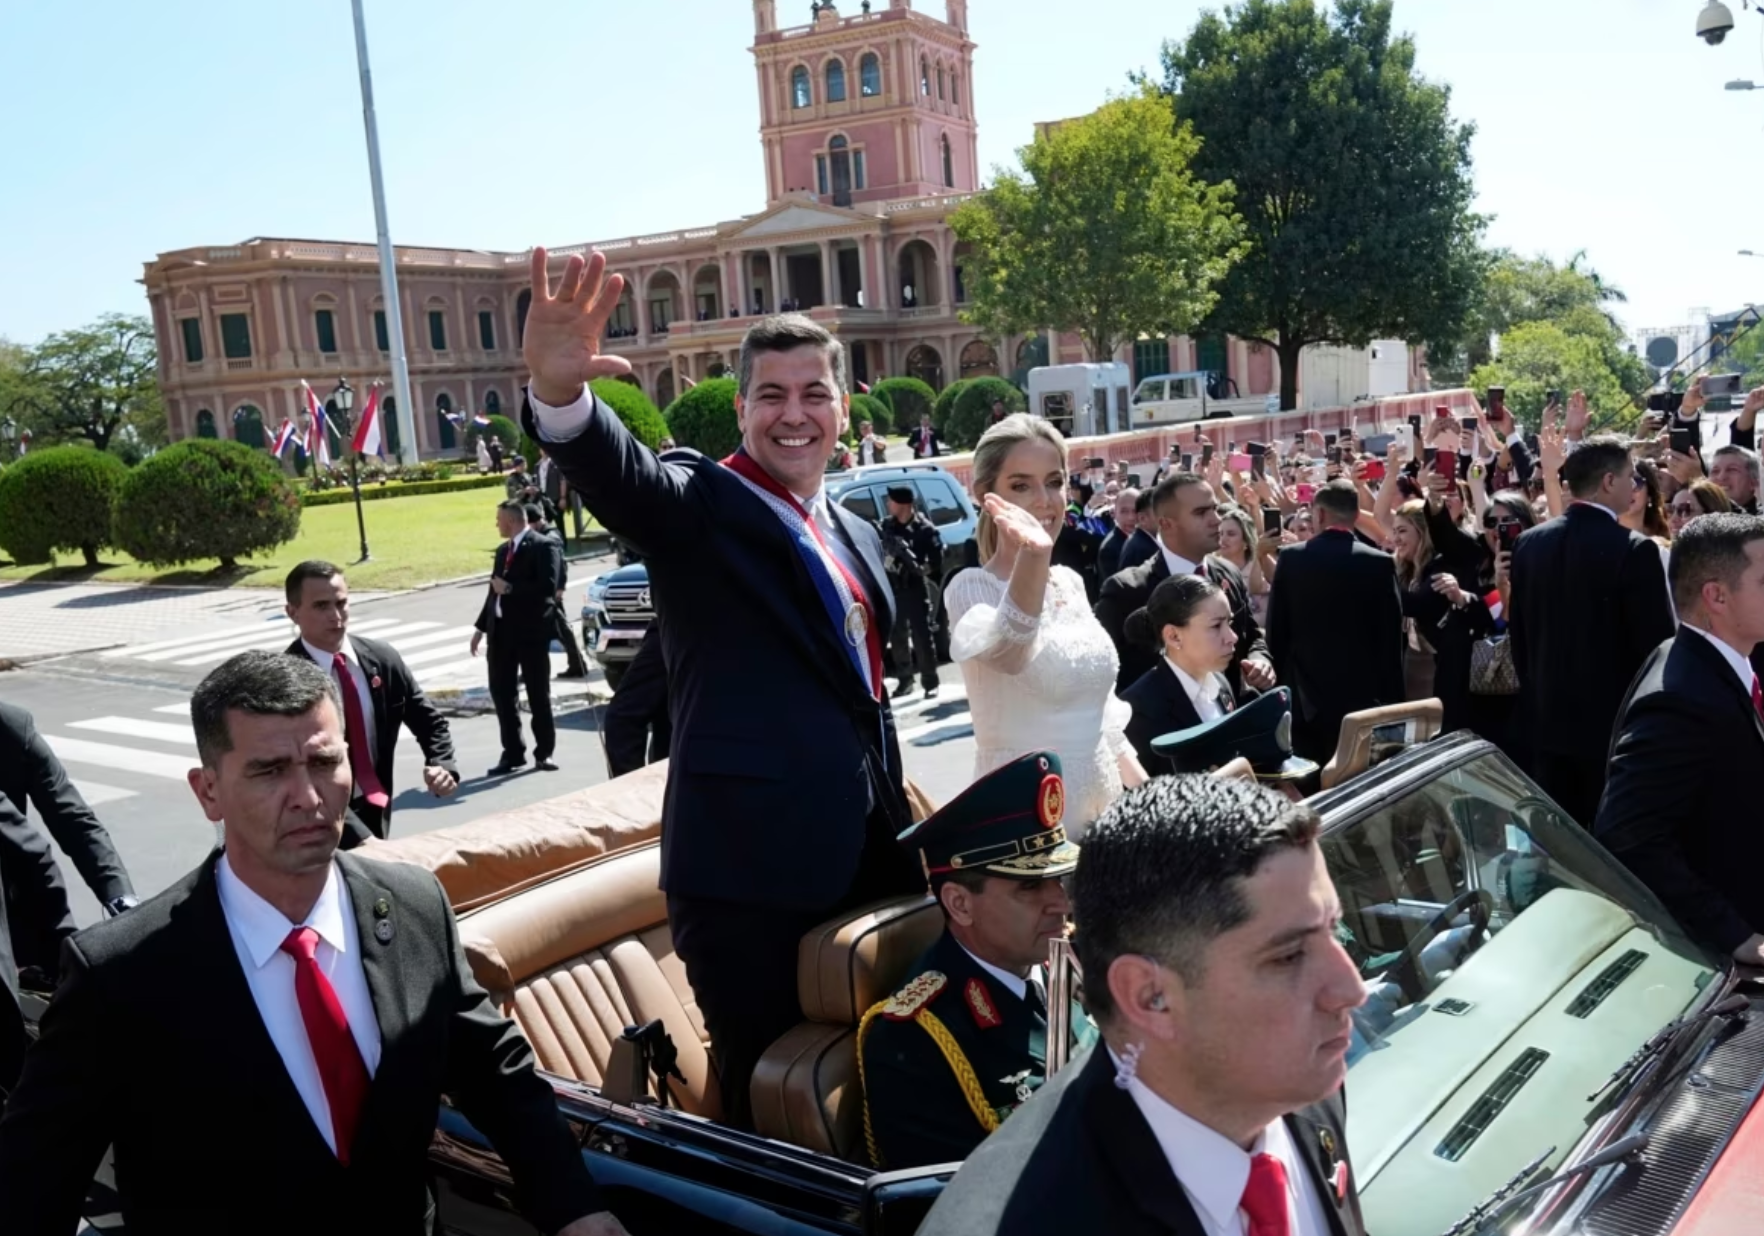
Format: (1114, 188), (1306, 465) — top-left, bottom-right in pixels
(33, 710), (1764, 1236)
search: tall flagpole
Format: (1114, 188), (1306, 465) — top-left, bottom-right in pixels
(350, 0), (419, 466)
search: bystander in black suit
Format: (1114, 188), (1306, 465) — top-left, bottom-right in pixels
(1115, 524), (1158, 573)
(1596, 515), (1764, 959)
(0, 701), (135, 980)
(906, 417), (944, 459)
(1095, 488), (1142, 582)
(1510, 436), (1675, 826)
(603, 625), (672, 777)
(527, 505), (589, 679)
(474, 500), (560, 774)
(283, 562), (458, 844)
(1266, 481), (1406, 763)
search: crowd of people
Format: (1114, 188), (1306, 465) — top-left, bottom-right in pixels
(1, 241), (1762, 1236)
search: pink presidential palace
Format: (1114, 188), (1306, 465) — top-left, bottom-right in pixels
(143, 0), (1396, 457)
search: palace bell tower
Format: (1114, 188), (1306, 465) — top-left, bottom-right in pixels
(750, 0), (979, 206)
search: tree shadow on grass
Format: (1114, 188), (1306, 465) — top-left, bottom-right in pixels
(0, 559), (278, 589)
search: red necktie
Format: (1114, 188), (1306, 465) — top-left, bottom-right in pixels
(332, 653), (388, 808)
(1753, 675), (1763, 723)
(1241, 1152), (1292, 1236)
(280, 927), (370, 1163)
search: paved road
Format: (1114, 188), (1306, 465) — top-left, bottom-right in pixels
(0, 570), (977, 923)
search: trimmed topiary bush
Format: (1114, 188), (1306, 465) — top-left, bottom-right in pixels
(948, 377), (1026, 449)
(932, 378), (972, 436)
(0, 445), (130, 567)
(871, 377), (937, 433)
(592, 378), (670, 449)
(849, 391), (892, 435)
(664, 378), (741, 460)
(113, 439), (301, 570)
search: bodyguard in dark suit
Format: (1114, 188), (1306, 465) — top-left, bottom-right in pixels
(1117, 523), (1159, 573)
(1510, 435), (1675, 826)
(283, 562), (458, 845)
(0, 798), (32, 1096)
(860, 754), (1088, 1169)
(1596, 515), (1764, 961)
(473, 500), (560, 775)
(1096, 474), (1273, 696)
(0, 653), (624, 1236)
(919, 775), (1368, 1236)
(526, 505), (589, 679)
(1266, 481), (1406, 764)
(517, 250), (924, 1128)
(1096, 487), (1142, 581)
(0, 702), (136, 978)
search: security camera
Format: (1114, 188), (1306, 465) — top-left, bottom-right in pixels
(1698, 0), (1736, 46)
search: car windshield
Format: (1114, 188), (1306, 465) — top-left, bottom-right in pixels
(1325, 747), (1720, 1236)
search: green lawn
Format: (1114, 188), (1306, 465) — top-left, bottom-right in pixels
(0, 487), (600, 592)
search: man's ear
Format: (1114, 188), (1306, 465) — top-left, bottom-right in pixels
(1106, 954), (1183, 1044)
(187, 765), (225, 824)
(937, 880), (975, 928)
(735, 394), (747, 432)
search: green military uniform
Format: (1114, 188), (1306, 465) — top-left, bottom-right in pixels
(857, 752), (1094, 1170)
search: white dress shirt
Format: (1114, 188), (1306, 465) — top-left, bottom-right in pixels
(495, 528), (528, 619)
(955, 939), (1045, 1006)
(302, 636), (377, 760)
(1159, 538), (1202, 579)
(1166, 657), (1231, 723)
(215, 857), (382, 1153)
(1682, 622), (1759, 697)
(1114, 1053), (1331, 1236)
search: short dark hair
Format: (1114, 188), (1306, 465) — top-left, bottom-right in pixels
(191, 650), (338, 769)
(737, 314), (847, 399)
(524, 503), (544, 525)
(1073, 775), (1321, 1018)
(496, 498), (525, 518)
(1123, 575), (1225, 650)
(1561, 434), (1632, 499)
(1134, 488), (1156, 516)
(1312, 478), (1359, 524)
(1668, 513), (1764, 615)
(284, 560), (342, 605)
(1149, 472), (1207, 514)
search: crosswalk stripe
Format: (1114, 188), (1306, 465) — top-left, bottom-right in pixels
(163, 617), (409, 667)
(153, 702), (191, 715)
(385, 626), (477, 654)
(400, 643), (480, 669)
(412, 656), (494, 685)
(100, 624), (280, 659)
(43, 736), (195, 780)
(69, 780), (138, 806)
(68, 716), (197, 745)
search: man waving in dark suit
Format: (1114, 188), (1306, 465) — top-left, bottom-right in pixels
(517, 247), (925, 1128)
(919, 774), (1368, 1236)
(472, 500), (560, 775)
(1597, 514), (1764, 962)
(0, 652), (625, 1236)
(283, 561), (457, 845)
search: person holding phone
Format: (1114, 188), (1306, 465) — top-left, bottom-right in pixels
(1389, 500), (1486, 734)
(1212, 504), (1274, 623)
(1118, 575), (1254, 768)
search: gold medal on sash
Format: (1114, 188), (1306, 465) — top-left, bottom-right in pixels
(844, 601), (868, 646)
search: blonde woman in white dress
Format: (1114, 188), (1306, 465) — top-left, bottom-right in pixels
(944, 415), (1147, 839)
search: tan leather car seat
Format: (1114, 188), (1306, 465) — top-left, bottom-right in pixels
(749, 894), (944, 1162)
(454, 840), (723, 1121)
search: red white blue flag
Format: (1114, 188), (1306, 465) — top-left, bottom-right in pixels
(471, 412), (491, 428)
(351, 384), (383, 458)
(271, 419), (298, 458)
(302, 382), (332, 467)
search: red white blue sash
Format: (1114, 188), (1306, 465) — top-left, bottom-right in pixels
(722, 450), (884, 700)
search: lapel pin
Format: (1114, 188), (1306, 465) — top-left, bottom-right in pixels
(370, 674), (383, 690)
(373, 898), (391, 919)
(1333, 1160), (1350, 1203)
(374, 918), (395, 944)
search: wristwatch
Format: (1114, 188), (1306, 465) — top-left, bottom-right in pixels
(104, 895), (140, 917)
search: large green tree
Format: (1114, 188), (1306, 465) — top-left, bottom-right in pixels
(1152, 0), (1484, 409)
(1467, 321), (1634, 430)
(950, 88), (1246, 365)
(8, 314), (164, 453)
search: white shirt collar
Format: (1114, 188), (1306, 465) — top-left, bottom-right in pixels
(956, 938), (1033, 1003)
(1159, 536), (1200, 578)
(508, 527), (527, 551)
(1682, 623), (1758, 696)
(300, 635), (348, 669)
(215, 855), (352, 971)
(1164, 657), (1224, 715)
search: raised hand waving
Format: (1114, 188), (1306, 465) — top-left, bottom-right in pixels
(522, 247), (634, 406)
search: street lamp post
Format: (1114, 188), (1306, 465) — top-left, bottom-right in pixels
(335, 378), (371, 563)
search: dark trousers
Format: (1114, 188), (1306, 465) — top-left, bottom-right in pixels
(669, 805), (926, 1130)
(888, 578), (939, 690)
(551, 610), (588, 676)
(605, 631), (670, 778)
(1533, 750), (1606, 829)
(487, 632), (555, 762)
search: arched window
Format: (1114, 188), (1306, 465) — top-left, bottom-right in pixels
(951, 73), (961, 107)
(825, 59), (846, 103)
(195, 409), (217, 439)
(232, 405), (265, 450)
(828, 134), (853, 206)
(937, 65), (946, 100)
(791, 65), (811, 109)
(435, 393), (457, 450)
(920, 58), (930, 96)
(860, 53), (881, 97)
(941, 135), (954, 188)
(484, 390), (502, 417)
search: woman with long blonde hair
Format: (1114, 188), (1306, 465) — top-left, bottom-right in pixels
(944, 414), (1147, 838)
(1390, 498), (1486, 733)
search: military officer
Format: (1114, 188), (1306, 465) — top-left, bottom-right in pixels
(878, 485), (944, 699)
(858, 752), (1091, 1169)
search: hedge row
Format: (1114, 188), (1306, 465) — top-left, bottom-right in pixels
(300, 473), (509, 507)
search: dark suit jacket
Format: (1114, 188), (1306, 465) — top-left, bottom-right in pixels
(906, 426), (944, 458)
(1596, 630), (1764, 954)
(1097, 528), (1131, 581)
(1095, 553), (1268, 694)
(1509, 504), (1675, 761)
(474, 530), (559, 644)
(918, 1044), (1366, 1236)
(1116, 526), (1159, 572)
(284, 634), (457, 840)
(1265, 530), (1406, 739)
(0, 702), (134, 975)
(523, 391), (909, 911)
(0, 851), (601, 1236)
(0, 798), (28, 1093)
(1120, 664), (1250, 770)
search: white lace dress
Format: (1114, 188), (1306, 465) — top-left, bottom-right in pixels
(944, 565), (1134, 840)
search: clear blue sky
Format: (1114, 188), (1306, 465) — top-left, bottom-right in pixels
(3, 0), (1761, 346)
